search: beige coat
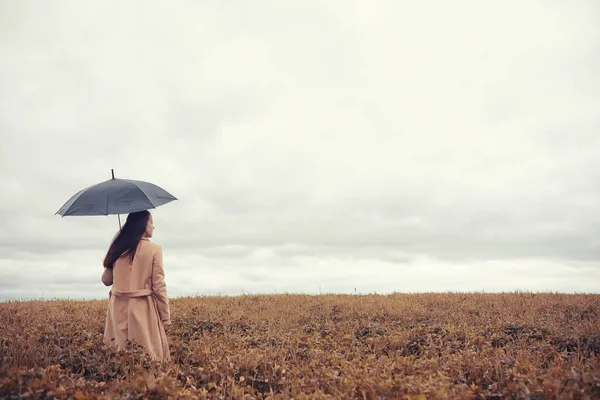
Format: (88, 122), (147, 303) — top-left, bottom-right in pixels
(101, 238), (171, 361)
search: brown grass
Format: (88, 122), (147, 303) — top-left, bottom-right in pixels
(1, 292), (599, 399)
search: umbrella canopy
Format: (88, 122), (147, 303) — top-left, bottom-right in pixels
(56, 171), (177, 217)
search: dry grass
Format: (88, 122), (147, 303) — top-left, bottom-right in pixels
(1, 292), (599, 399)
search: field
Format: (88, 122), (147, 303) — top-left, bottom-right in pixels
(1, 292), (599, 399)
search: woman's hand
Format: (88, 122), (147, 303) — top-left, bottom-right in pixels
(164, 322), (172, 333)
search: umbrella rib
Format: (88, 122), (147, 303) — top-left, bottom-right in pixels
(126, 180), (157, 209)
(55, 185), (89, 215)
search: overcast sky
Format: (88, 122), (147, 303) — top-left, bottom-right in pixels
(1, 0), (599, 301)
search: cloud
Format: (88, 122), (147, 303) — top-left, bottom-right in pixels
(1, 0), (599, 300)
(2, 245), (599, 301)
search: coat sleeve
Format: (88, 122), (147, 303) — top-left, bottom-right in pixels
(102, 267), (113, 286)
(151, 245), (171, 324)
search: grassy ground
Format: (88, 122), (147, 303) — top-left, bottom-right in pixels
(1, 292), (599, 399)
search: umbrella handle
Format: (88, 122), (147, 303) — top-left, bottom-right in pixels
(112, 169), (122, 230)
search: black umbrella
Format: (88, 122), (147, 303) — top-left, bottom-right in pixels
(56, 169), (177, 229)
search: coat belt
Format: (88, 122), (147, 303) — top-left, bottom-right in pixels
(111, 288), (152, 298)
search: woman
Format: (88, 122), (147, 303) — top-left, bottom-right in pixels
(101, 210), (172, 361)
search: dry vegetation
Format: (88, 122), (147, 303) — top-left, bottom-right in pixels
(1, 292), (599, 399)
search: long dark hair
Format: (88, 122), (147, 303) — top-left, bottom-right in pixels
(103, 210), (151, 269)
